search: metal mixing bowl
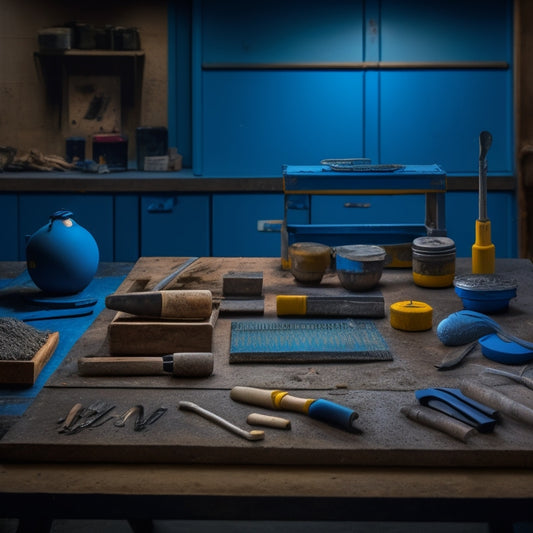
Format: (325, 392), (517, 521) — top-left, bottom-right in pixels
(335, 245), (386, 291)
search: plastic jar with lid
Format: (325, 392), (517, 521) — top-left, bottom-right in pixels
(412, 236), (456, 288)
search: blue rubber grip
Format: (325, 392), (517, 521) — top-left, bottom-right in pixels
(307, 399), (359, 432)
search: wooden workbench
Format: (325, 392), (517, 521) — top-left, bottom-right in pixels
(1, 257), (532, 529)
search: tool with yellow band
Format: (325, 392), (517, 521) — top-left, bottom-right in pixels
(472, 131), (495, 274)
(230, 386), (360, 432)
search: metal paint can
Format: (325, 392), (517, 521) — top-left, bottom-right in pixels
(412, 236), (456, 288)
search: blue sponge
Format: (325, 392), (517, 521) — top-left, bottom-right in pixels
(437, 311), (495, 346)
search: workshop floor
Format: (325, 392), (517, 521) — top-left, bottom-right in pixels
(1, 520), (533, 532)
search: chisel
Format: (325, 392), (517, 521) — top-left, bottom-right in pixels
(105, 289), (212, 319)
(472, 130), (495, 274)
(230, 386), (360, 433)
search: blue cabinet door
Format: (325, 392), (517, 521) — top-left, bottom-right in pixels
(140, 194), (210, 256)
(19, 194), (114, 262)
(212, 193), (284, 257)
(114, 194), (140, 261)
(0, 194), (18, 260)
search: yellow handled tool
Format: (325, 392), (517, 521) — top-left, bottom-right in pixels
(472, 130), (495, 274)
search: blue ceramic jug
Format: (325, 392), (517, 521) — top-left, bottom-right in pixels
(26, 210), (99, 295)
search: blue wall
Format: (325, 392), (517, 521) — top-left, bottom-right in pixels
(169, 0), (514, 178)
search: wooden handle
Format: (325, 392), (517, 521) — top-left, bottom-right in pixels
(247, 413), (291, 429)
(401, 405), (475, 443)
(106, 290), (212, 319)
(78, 356), (164, 376)
(461, 380), (533, 426)
(230, 386), (314, 414)
(230, 386), (279, 408)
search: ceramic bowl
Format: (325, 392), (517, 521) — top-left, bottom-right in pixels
(335, 245), (387, 291)
(288, 242), (332, 284)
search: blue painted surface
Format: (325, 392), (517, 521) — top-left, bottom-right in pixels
(201, 70), (365, 176)
(379, 70), (513, 174)
(201, 0), (364, 64)
(0, 271), (126, 416)
(283, 164), (446, 192)
(140, 194), (210, 256)
(0, 194), (18, 261)
(212, 193), (283, 257)
(380, 0), (512, 62)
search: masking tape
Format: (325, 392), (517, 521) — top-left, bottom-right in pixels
(390, 300), (433, 331)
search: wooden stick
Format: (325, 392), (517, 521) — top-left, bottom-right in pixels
(461, 380), (533, 427)
(401, 405), (475, 443)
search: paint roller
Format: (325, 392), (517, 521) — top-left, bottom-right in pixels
(230, 386), (360, 433)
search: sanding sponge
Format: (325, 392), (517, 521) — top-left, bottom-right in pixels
(437, 311), (495, 346)
(390, 301), (432, 331)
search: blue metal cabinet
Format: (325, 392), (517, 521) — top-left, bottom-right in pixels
(200, 70), (365, 177)
(0, 194), (18, 260)
(379, 70), (513, 174)
(18, 194), (114, 262)
(114, 194), (140, 261)
(212, 193), (285, 257)
(311, 194), (426, 225)
(194, 0), (366, 176)
(140, 194), (210, 256)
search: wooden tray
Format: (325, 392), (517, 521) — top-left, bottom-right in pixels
(0, 331), (59, 386)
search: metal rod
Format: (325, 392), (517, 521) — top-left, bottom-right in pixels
(178, 401), (265, 441)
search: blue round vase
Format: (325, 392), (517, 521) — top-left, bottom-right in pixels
(26, 210), (100, 295)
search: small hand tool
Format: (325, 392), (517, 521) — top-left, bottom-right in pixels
(178, 400), (265, 441)
(401, 405), (475, 443)
(18, 307), (94, 321)
(23, 295), (97, 309)
(152, 257), (199, 291)
(78, 352), (214, 378)
(246, 413), (291, 429)
(461, 379), (533, 427)
(435, 342), (478, 370)
(276, 294), (385, 318)
(415, 387), (497, 433)
(481, 366), (533, 391)
(230, 386), (360, 433)
(134, 406), (168, 432)
(105, 289), (212, 320)
(472, 130), (495, 274)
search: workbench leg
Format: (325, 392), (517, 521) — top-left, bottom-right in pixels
(16, 517), (53, 533)
(128, 518), (153, 533)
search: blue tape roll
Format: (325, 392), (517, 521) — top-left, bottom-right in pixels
(307, 398), (359, 432)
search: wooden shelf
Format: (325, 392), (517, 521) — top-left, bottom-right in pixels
(34, 49), (145, 106)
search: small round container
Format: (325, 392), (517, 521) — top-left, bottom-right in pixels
(335, 245), (386, 291)
(412, 236), (456, 288)
(288, 242), (332, 284)
(453, 274), (517, 314)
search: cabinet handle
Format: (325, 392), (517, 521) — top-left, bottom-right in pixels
(344, 202), (371, 208)
(147, 197), (177, 213)
(257, 219), (282, 232)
